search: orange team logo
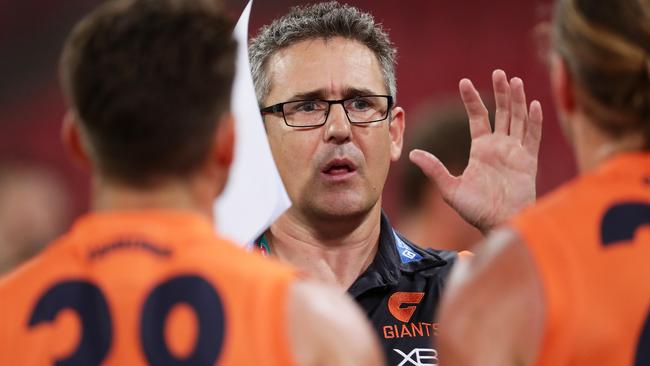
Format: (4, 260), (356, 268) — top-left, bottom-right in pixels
(388, 292), (425, 323)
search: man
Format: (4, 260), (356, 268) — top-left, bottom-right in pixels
(438, 0), (650, 365)
(249, 2), (543, 364)
(0, 1), (383, 365)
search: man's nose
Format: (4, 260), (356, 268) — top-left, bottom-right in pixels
(323, 103), (352, 144)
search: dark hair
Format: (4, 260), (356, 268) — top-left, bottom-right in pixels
(553, 0), (650, 149)
(60, 0), (237, 186)
(249, 1), (397, 103)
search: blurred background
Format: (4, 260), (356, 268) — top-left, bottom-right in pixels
(0, 0), (570, 271)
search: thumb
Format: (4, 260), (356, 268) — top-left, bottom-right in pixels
(409, 149), (458, 197)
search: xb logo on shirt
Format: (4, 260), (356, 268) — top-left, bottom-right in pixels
(388, 292), (425, 322)
(393, 348), (438, 366)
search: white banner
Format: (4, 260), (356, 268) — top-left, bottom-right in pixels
(214, 0), (291, 245)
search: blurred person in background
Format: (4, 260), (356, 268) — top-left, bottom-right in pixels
(0, 162), (71, 274)
(397, 101), (491, 251)
(439, 0), (650, 365)
(249, 1), (543, 363)
(0, 1), (383, 365)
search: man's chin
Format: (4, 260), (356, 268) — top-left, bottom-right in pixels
(304, 198), (376, 222)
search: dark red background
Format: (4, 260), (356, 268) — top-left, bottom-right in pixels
(0, 0), (572, 221)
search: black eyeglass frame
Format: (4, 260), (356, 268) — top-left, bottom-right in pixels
(260, 95), (394, 127)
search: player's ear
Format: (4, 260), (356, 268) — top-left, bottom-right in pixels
(61, 110), (92, 170)
(210, 113), (235, 197)
(214, 112), (235, 169)
(550, 53), (575, 116)
(389, 106), (405, 162)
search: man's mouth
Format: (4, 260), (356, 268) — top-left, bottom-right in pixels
(321, 158), (358, 177)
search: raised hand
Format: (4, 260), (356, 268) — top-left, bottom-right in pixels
(410, 69), (543, 234)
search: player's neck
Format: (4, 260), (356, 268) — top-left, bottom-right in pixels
(91, 174), (216, 220)
(573, 114), (646, 173)
(267, 202), (382, 290)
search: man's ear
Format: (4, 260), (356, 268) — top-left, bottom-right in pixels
(213, 113), (235, 169)
(550, 53), (575, 116)
(61, 111), (92, 170)
(389, 106), (405, 162)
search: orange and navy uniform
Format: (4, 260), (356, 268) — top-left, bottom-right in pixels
(511, 152), (650, 365)
(0, 210), (297, 366)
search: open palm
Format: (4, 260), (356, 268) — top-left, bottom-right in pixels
(410, 70), (543, 234)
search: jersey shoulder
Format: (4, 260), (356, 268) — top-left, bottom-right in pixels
(184, 234), (296, 281)
(522, 154), (650, 222)
(0, 235), (74, 296)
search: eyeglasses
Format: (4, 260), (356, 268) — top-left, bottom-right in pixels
(260, 95), (394, 128)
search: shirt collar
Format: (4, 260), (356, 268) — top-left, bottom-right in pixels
(347, 211), (448, 297)
(64, 209), (218, 254)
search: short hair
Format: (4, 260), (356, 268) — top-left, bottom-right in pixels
(249, 1), (397, 103)
(553, 0), (650, 148)
(60, 0), (237, 186)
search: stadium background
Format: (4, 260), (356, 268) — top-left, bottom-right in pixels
(0, 0), (565, 229)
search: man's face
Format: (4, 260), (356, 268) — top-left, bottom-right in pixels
(263, 37), (405, 220)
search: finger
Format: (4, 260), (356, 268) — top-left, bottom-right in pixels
(459, 78), (492, 139)
(492, 69), (511, 135)
(524, 100), (543, 156)
(409, 149), (459, 198)
(509, 77), (528, 142)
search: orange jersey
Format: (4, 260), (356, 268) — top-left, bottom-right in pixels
(511, 152), (650, 366)
(0, 210), (297, 366)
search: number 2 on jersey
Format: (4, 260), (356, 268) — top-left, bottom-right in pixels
(600, 201), (650, 366)
(28, 275), (225, 366)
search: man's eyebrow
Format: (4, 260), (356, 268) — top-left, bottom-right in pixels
(287, 87), (383, 101)
(288, 89), (328, 101)
(341, 87), (380, 98)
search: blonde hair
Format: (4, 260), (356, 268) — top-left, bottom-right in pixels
(553, 0), (650, 148)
